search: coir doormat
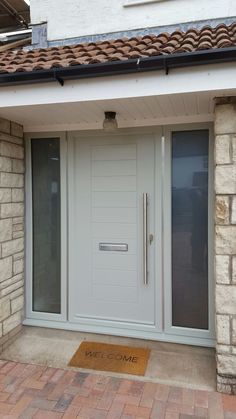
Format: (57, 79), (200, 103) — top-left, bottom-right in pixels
(68, 341), (150, 376)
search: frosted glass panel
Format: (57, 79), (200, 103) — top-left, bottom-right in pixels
(32, 139), (61, 314)
(172, 130), (209, 330)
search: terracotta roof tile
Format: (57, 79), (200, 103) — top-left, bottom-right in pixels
(0, 22), (236, 74)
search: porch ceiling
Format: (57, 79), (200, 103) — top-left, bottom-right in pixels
(0, 90), (233, 132)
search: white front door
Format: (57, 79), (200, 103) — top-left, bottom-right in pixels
(68, 134), (155, 326)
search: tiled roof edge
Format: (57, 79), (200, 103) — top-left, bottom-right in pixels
(30, 16), (236, 49)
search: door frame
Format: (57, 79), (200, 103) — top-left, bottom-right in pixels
(24, 125), (215, 347)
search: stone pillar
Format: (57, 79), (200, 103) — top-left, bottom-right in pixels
(0, 118), (24, 352)
(215, 98), (236, 394)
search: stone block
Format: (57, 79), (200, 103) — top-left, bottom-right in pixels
(217, 314), (230, 345)
(13, 259), (23, 275)
(0, 132), (22, 145)
(217, 373), (236, 395)
(216, 226), (236, 255)
(0, 142), (23, 159)
(13, 231), (23, 239)
(11, 295), (24, 314)
(12, 159), (24, 174)
(0, 257), (12, 283)
(0, 172), (23, 188)
(3, 311), (21, 335)
(215, 196), (230, 224)
(232, 257), (236, 283)
(217, 354), (236, 375)
(0, 219), (12, 242)
(215, 103), (236, 135)
(0, 189), (11, 203)
(0, 156), (11, 172)
(0, 203), (24, 218)
(215, 165), (236, 194)
(13, 223), (23, 232)
(215, 255), (230, 284)
(215, 135), (231, 164)
(0, 273), (23, 291)
(2, 237), (24, 258)
(231, 196), (236, 224)
(12, 217), (23, 225)
(0, 279), (23, 298)
(12, 189), (24, 203)
(0, 298), (10, 322)
(0, 118), (11, 135)
(10, 122), (23, 138)
(13, 251), (24, 261)
(10, 287), (23, 300)
(216, 284), (236, 315)
(232, 135), (236, 163)
(216, 344), (231, 354)
(232, 318), (236, 345)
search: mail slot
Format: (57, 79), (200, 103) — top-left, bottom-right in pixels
(99, 243), (128, 252)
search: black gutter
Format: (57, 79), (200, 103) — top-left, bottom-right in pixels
(1, 47), (236, 86)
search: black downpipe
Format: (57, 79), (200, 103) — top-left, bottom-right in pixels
(1, 47), (236, 86)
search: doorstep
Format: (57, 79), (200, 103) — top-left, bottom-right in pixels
(0, 326), (216, 391)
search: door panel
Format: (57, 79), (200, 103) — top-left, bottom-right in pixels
(69, 135), (155, 325)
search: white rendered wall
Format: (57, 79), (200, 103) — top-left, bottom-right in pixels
(30, 0), (236, 42)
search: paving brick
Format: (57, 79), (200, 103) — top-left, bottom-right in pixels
(114, 393), (141, 406)
(62, 404), (81, 418)
(155, 383), (170, 401)
(168, 386), (183, 403)
(107, 401), (125, 419)
(123, 403), (151, 417)
(79, 407), (108, 418)
(0, 361), (232, 419)
(208, 392), (224, 419)
(222, 394), (236, 412)
(150, 400), (165, 418)
(10, 395), (33, 415)
(34, 410), (63, 419)
(194, 389), (209, 408)
(97, 393), (114, 410)
(54, 394), (74, 412)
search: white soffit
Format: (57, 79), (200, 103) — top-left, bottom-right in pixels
(0, 91), (220, 131)
(0, 63), (235, 131)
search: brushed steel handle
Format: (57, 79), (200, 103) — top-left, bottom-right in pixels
(143, 193), (148, 285)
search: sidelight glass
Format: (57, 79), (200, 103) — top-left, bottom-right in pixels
(171, 130), (209, 330)
(31, 138), (61, 314)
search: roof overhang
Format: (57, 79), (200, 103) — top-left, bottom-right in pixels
(0, 61), (235, 131)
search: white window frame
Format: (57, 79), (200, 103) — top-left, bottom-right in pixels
(162, 123), (215, 341)
(25, 132), (67, 322)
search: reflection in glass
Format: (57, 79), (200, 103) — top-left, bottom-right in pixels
(172, 130), (209, 330)
(32, 139), (61, 314)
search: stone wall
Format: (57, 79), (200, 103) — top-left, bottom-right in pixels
(0, 118), (24, 352)
(215, 98), (236, 394)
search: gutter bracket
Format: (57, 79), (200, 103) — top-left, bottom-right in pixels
(164, 58), (169, 75)
(54, 70), (64, 86)
(136, 58), (141, 71)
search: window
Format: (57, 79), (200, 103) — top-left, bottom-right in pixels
(31, 138), (61, 314)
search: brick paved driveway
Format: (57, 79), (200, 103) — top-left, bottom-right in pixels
(0, 360), (235, 418)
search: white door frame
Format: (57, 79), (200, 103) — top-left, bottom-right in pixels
(24, 125), (215, 347)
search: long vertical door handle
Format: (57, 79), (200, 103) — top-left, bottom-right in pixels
(143, 193), (148, 285)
